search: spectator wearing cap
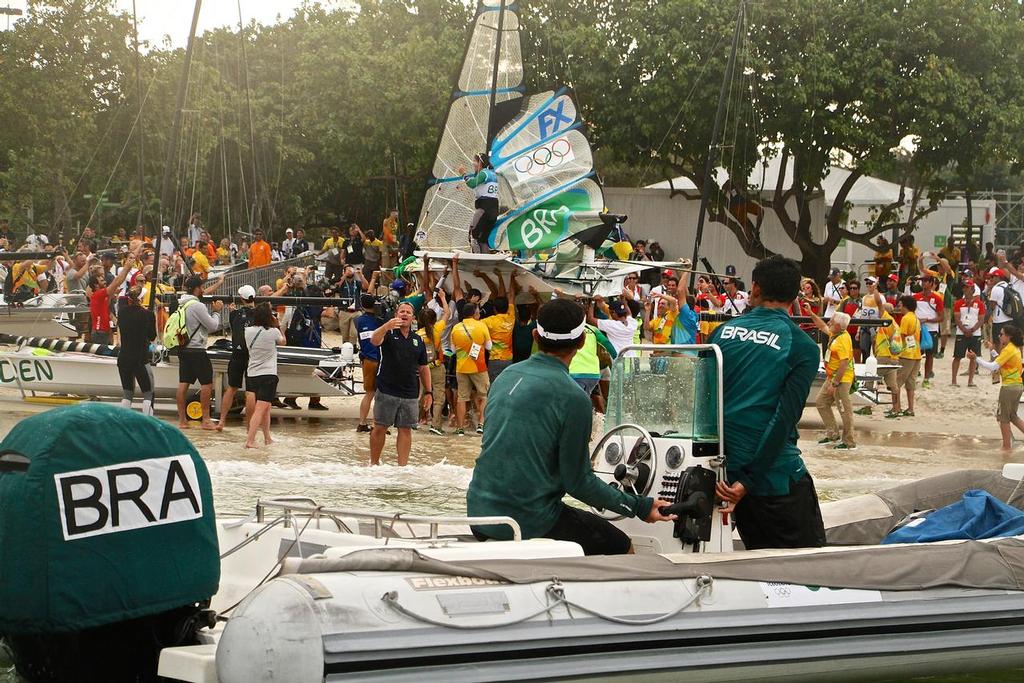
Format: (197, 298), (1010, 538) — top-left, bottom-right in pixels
(822, 268), (844, 319)
(913, 274), (944, 386)
(985, 267), (1014, 354)
(883, 273), (902, 320)
(282, 228), (296, 259)
(159, 226), (176, 258)
(217, 285), (259, 431)
(952, 280), (985, 387)
(354, 293), (384, 432)
(588, 295), (639, 357)
(175, 274), (224, 429)
(810, 310), (856, 449)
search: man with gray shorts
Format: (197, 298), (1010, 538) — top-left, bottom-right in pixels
(368, 301), (431, 466)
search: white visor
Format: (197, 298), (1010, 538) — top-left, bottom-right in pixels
(536, 320), (587, 341)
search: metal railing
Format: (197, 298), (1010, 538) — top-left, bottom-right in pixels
(206, 253), (317, 332)
(255, 497), (523, 541)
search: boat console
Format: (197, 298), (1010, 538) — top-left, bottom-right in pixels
(590, 344), (733, 553)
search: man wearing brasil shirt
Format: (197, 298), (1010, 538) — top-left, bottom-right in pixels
(710, 255), (827, 549)
(468, 298), (675, 554)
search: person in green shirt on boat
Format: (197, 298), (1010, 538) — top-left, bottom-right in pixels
(710, 255), (827, 550)
(467, 298), (676, 555)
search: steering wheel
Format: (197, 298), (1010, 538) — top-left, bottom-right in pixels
(589, 423), (659, 520)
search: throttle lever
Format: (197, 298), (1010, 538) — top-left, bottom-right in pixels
(661, 492), (712, 519)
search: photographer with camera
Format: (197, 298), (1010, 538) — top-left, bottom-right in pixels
(277, 269), (329, 410)
(329, 265), (373, 346)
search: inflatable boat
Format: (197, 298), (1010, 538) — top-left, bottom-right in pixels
(3, 347), (1023, 683)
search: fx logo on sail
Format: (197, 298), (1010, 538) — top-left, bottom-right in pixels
(538, 100), (573, 139)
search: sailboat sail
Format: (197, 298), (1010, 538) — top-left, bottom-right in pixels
(417, 2), (613, 258)
(418, 1), (523, 250)
(486, 88), (607, 251)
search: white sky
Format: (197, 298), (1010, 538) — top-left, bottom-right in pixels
(114, 0), (312, 48)
(0, 1), (352, 48)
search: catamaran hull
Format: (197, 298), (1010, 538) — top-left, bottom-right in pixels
(0, 348), (352, 399)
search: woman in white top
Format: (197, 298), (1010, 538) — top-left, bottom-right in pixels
(245, 303), (286, 449)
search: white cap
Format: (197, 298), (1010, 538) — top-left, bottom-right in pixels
(238, 285), (256, 300)
(285, 228), (294, 234)
(162, 225), (172, 233)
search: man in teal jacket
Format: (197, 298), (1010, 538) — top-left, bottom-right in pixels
(710, 255), (827, 549)
(468, 298), (675, 554)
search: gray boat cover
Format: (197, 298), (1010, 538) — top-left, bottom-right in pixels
(282, 470), (1024, 592)
(824, 470), (1024, 545)
(283, 536), (1024, 592)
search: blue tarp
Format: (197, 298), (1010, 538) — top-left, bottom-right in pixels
(882, 489), (1024, 544)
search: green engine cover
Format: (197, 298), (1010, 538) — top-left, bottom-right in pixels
(0, 403), (219, 634)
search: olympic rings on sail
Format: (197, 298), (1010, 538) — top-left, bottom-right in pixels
(511, 136), (576, 177)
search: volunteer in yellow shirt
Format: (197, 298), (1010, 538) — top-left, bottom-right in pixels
(811, 311), (856, 449)
(190, 247), (211, 279)
(894, 295), (922, 418)
(417, 306), (448, 435)
(867, 295), (904, 417)
(450, 303), (492, 436)
(969, 325), (1024, 450)
(481, 298), (515, 381)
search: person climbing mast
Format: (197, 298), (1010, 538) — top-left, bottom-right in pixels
(459, 152), (499, 253)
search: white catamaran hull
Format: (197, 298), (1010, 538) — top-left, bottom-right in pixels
(0, 348), (354, 400)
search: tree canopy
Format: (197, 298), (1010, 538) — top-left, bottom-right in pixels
(1, 0), (1022, 277)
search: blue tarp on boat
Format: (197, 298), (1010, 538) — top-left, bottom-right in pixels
(882, 489), (1024, 544)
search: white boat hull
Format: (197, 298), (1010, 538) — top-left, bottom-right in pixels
(0, 347), (355, 400)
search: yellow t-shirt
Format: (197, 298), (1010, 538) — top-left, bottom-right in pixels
(416, 321), (446, 367)
(649, 309), (678, 345)
(995, 342), (1023, 386)
(451, 318), (491, 374)
(216, 246), (230, 263)
(191, 250), (210, 277)
(482, 311), (515, 361)
(873, 312), (902, 359)
(899, 311), (922, 360)
(322, 237), (344, 250)
(826, 331), (855, 384)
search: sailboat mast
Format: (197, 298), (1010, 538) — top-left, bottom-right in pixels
(485, 0), (506, 148)
(237, 0), (264, 240)
(131, 0), (146, 231)
(152, 0), (202, 311)
(689, 0), (744, 290)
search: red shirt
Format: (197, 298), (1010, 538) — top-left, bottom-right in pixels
(952, 298), (986, 335)
(90, 288), (111, 333)
(913, 290), (944, 330)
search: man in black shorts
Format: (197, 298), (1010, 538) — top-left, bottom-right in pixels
(217, 285), (258, 430)
(175, 275), (223, 429)
(467, 299), (675, 555)
(368, 301), (432, 466)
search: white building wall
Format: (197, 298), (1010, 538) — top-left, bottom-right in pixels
(604, 187), (826, 283)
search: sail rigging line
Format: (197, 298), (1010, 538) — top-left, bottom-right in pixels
(80, 72), (158, 233)
(689, 0), (745, 290)
(269, 34), (286, 233)
(157, 0), (203, 234)
(236, 0), (265, 238)
(185, 39), (209, 232)
(485, 0), (507, 149)
(636, 31), (730, 189)
(152, 0), (203, 312)
(214, 38), (233, 259)
(54, 95), (130, 238)
(130, 0), (147, 230)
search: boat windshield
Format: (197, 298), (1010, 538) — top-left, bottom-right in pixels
(605, 347), (718, 441)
